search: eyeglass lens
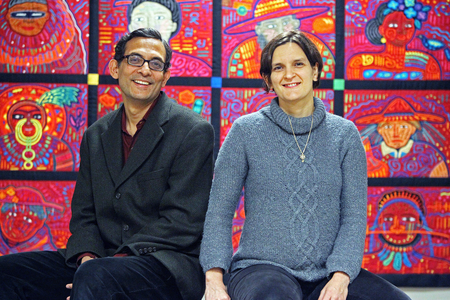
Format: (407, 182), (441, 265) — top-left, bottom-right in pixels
(126, 55), (164, 71)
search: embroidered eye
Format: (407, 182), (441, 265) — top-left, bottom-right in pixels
(401, 216), (416, 222)
(13, 114), (24, 120)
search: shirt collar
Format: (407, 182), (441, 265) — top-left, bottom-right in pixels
(121, 93), (161, 135)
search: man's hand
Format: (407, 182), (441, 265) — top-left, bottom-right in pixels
(205, 268), (230, 300)
(318, 271), (350, 300)
(66, 256), (96, 300)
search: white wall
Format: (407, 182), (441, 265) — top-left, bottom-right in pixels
(200, 287), (450, 299)
(401, 288), (450, 300)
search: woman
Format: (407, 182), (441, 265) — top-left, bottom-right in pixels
(200, 31), (410, 300)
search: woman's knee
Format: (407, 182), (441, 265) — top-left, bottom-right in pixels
(228, 265), (302, 300)
(251, 285), (302, 300)
(348, 269), (411, 300)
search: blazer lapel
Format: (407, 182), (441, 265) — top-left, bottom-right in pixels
(115, 93), (171, 188)
(101, 107), (124, 187)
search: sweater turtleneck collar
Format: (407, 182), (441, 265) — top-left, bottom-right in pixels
(261, 97), (327, 135)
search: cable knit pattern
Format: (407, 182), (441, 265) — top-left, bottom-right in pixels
(200, 97), (368, 283)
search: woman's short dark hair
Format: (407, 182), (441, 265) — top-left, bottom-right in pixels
(113, 28), (172, 71)
(260, 30), (323, 92)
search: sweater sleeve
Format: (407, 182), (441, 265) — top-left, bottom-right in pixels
(326, 122), (368, 282)
(200, 120), (248, 273)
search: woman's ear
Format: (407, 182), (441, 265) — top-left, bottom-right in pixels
(263, 75), (272, 91)
(313, 63), (319, 81)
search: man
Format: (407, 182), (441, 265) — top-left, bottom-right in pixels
(0, 28), (214, 300)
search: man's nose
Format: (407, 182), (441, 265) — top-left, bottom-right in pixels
(139, 61), (153, 75)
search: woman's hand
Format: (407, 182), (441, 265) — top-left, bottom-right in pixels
(318, 271), (350, 300)
(205, 268), (230, 300)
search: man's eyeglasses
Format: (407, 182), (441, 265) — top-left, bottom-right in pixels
(122, 54), (165, 71)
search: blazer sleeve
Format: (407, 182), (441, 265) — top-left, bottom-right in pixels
(65, 131), (107, 265)
(117, 121), (214, 255)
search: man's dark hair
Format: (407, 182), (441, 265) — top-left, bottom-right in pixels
(260, 30), (323, 92)
(114, 28), (172, 71)
(127, 0), (181, 40)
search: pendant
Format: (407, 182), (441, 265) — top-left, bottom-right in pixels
(300, 153), (305, 162)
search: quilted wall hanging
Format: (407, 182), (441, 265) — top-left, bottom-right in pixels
(0, 0), (449, 287)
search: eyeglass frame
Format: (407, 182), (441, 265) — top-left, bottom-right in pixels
(121, 54), (167, 72)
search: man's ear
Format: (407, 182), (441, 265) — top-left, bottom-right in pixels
(109, 59), (119, 79)
(162, 69), (171, 88)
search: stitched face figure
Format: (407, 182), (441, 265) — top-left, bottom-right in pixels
(7, 100), (46, 139)
(376, 190), (425, 247)
(379, 201), (422, 245)
(5, 0), (50, 36)
(255, 15), (300, 48)
(377, 121), (417, 149)
(0, 187), (47, 245)
(378, 11), (415, 48)
(128, 2), (177, 41)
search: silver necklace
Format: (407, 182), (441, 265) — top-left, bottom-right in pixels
(288, 115), (313, 163)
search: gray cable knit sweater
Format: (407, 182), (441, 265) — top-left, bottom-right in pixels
(200, 97), (368, 283)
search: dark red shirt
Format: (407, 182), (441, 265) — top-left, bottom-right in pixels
(121, 94), (160, 165)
